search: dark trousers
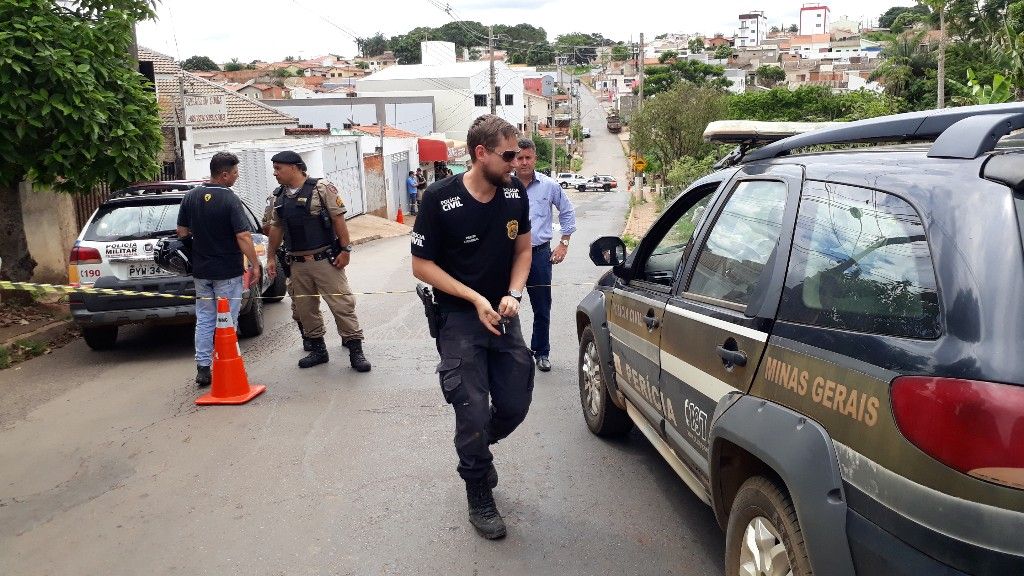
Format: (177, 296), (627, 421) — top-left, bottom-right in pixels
(526, 243), (553, 357)
(436, 311), (535, 481)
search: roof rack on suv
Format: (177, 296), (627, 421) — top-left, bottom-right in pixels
(716, 103), (1024, 167)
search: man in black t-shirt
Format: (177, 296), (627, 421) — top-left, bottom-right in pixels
(411, 114), (534, 540)
(176, 152), (261, 387)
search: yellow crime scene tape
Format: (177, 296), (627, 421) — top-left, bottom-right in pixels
(0, 280), (596, 301)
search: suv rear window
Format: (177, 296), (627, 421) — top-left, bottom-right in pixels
(779, 181), (941, 339)
(84, 199), (181, 242)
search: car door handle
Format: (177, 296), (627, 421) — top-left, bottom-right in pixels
(716, 346), (747, 367)
(644, 310), (660, 331)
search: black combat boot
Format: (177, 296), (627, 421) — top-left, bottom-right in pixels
(465, 478), (506, 539)
(298, 337), (329, 368)
(344, 339), (372, 372)
(195, 365), (211, 387)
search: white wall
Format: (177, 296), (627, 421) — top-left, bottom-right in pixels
(800, 7), (830, 35)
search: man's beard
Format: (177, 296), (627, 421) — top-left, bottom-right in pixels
(483, 164), (512, 188)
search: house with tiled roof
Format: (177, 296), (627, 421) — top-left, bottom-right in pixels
(137, 47), (370, 217)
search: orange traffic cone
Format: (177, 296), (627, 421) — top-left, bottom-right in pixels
(196, 297), (266, 405)
(396, 209), (405, 224)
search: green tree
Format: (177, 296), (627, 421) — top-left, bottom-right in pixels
(355, 61), (370, 70)
(630, 83), (728, 175)
(870, 30), (935, 102)
(713, 44), (733, 59)
(727, 85), (901, 121)
(641, 59), (729, 97)
(224, 58), (244, 72)
(755, 65), (786, 87)
(658, 50), (679, 63)
(611, 44), (631, 61)
(182, 55), (219, 71)
(495, 23), (552, 65)
(879, 5), (930, 29)
(357, 33), (389, 57)
(0, 0), (162, 281)
(688, 37), (705, 53)
(787, 24), (799, 33)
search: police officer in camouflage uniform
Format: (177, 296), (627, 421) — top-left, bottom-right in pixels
(265, 151), (371, 372)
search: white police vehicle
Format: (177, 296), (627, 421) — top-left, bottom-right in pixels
(69, 182), (284, 350)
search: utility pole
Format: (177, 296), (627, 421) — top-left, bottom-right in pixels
(489, 26), (497, 114)
(551, 56), (562, 174)
(637, 33), (645, 108)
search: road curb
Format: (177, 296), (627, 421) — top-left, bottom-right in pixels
(1, 318), (73, 350)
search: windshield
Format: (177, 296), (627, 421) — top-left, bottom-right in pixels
(84, 200), (181, 241)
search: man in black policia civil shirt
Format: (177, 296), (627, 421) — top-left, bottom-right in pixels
(412, 114), (534, 540)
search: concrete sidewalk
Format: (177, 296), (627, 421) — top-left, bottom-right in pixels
(346, 213), (411, 246)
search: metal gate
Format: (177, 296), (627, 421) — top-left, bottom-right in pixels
(323, 141), (365, 218)
(387, 151), (410, 216)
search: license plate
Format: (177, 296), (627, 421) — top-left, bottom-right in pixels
(128, 263), (174, 279)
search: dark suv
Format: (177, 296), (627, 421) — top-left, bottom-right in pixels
(577, 104), (1024, 575)
(69, 182), (286, 350)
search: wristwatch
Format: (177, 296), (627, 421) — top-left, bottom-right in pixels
(559, 238), (571, 247)
(338, 244), (353, 253)
(508, 289), (523, 302)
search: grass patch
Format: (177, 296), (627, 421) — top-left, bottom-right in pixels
(623, 233), (640, 250)
(0, 346), (10, 369)
(14, 339), (46, 358)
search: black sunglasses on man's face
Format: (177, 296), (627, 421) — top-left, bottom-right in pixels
(488, 147), (520, 162)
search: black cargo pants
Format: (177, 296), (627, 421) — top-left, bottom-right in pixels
(435, 311), (535, 481)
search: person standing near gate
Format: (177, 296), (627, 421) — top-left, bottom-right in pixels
(512, 138), (576, 372)
(405, 170), (419, 215)
(411, 114), (534, 540)
(176, 151), (262, 387)
(265, 151), (371, 373)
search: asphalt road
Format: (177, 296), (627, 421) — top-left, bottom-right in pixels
(0, 88), (724, 575)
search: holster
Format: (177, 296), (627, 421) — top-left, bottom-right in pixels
(416, 283), (440, 339)
(276, 247), (291, 278)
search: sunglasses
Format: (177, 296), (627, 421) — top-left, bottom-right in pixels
(489, 148), (520, 162)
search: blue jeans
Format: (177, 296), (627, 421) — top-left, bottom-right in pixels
(408, 192), (419, 214)
(526, 244), (552, 357)
(194, 276), (243, 367)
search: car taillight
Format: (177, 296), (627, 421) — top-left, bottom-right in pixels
(70, 246), (102, 265)
(891, 376), (1024, 489)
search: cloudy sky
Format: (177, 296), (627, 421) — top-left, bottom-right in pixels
(137, 0), (914, 64)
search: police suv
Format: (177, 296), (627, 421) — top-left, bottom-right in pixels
(576, 104), (1024, 575)
(69, 182), (285, 350)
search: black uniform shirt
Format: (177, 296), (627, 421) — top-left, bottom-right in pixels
(411, 174), (531, 312)
(177, 185), (251, 280)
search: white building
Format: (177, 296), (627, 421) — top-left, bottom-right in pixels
(724, 69), (747, 94)
(355, 41), (525, 141)
(736, 11), (768, 48)
(800, 3), (831, 35)
(264, 96), (436, 136)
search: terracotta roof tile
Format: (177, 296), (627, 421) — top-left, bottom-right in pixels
(155, 73), (297, 129)
(351, 124), (420, 139)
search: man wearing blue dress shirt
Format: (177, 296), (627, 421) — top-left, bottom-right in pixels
(513, 138), (577, 372)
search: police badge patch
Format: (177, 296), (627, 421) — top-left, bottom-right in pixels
(506, 220), (519, 240)
(204, 193), (212, 202)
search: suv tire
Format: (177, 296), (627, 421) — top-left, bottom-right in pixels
(725, 477), (812, 576)
(603, 184), (611, 191)
(262, 257), (287, 303)
(237, 287), (264, 338)
(578, 325), (632, 437)
(82, 326), (118, 350)
(560, 182), (568, 189)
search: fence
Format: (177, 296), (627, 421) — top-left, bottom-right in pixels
(71, 162), (178, 230)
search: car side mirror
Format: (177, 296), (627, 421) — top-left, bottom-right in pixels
(589, 236), (628, 268)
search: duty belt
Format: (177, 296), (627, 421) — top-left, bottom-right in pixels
(287, 248), (332, 263)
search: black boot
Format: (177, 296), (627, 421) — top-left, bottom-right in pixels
(195, 365), (211, 387)
(344, 339), (372, 372)
(466, 478), (506, 539)
(298, 337), (329, 368)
